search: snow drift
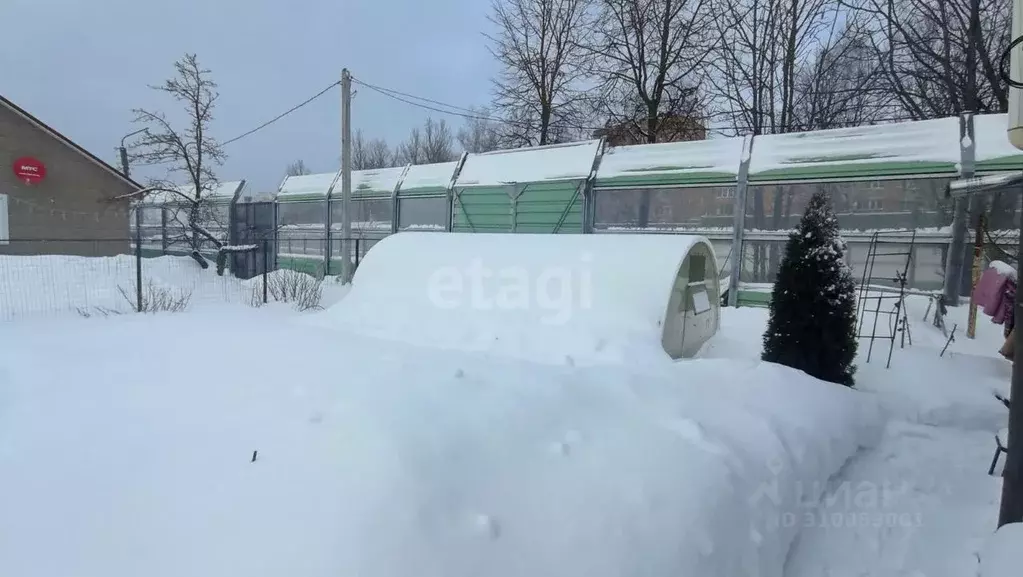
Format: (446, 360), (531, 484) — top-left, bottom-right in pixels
(0, 310), (879, 577)
(318, 231), (718, 366)
(979, 522), (1023, 577)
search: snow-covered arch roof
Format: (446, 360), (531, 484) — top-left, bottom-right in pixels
(454, 140), (602, 188)
(748, 117), (961, 181)
(351, 166), (408, 197)
(398, 160), (461, 196)
(975, 113), (1023, 172)
(595, 136), (747, 187)
(139, 180), (246, 205)
(278, 172), (338, 202)
(319, 231), (717, 365)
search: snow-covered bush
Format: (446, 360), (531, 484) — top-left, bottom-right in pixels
(117, 281), (192, 313)
(253, 269), (323, 311)
(762, 190), (858, 386)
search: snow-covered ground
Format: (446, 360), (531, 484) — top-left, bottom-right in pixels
(0, 304), (880, 577)
(0, 254), (349, 320)
(708, 296), (1013, 577)
(0, 252), (1017, 577)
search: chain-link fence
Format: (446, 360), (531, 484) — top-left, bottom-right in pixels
(0, 237), (361, 322)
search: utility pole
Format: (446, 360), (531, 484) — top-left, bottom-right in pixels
(120, 127), (147, 313)
(339, 69), (354, 284)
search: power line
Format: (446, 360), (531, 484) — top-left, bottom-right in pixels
(130, 80), (341, 168)
(351, 78), (485, 117)
(351, 77), (530, 127)
(222, 81), (341, 145)
(352, 76), (935, 138)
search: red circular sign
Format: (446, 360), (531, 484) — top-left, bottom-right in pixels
(12, 157), (46, 184)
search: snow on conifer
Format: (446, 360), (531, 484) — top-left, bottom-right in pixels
(761, 190), (858, 386)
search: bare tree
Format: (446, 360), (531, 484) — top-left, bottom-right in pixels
(845, 0), (1013, 289)
(587, 0), (714, 145)
(707, 0), (853, 281)
(845, 0), (1010, 118)
(352, 130), (371, 170)
(286, 159), (311, 176)
(366, 139), (393, 168)
(423, 118), (457, 162)
(351, 130), (395, 169)
(127, 53), (227, 269)
(791, 18), (892, 130)
(396, 127), (425, 165)
(487, 0), (594, 146)
(708, 0), (846, 136)
(458, 107), (504, 152)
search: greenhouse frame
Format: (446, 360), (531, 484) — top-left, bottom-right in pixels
(135, 180), (247, 259)
(132, 113), (1023, 305)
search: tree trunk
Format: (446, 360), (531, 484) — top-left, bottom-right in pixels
(637, 107), (661, 228)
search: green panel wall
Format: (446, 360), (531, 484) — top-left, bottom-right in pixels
(516, 181), (584, 233)
(453, 181), (585, 233)
(452, 187), (512, 232)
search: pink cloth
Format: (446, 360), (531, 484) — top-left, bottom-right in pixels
(993, 280), (1016, 326)
(977, 267), (1010, 316)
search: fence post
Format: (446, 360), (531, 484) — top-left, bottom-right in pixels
(134, 208), (143, 312)
(943, 112), (976, 306)
(727, 135), (753, 308)
(262, 239), (269, 305)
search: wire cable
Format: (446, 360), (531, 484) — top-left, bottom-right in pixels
(351, 77), (555, 131)
(222, 81), (341, 145)
(1000, 35), (1023, 90)
(130, 80), (341, 167)
(351, 78), (487, 117)
(351, 75), (941, 137)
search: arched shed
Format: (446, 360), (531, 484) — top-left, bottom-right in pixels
(322, 232), (720, 365)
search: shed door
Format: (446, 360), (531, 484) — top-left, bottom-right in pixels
(677, 252), (719, 357)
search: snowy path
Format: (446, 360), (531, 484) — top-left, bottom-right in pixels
(713, 301), (1012, 577)
(783, 420), (1002, 576)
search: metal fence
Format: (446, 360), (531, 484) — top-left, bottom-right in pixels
(125, 113), (1022, 307)
(0, 237), (357, 322)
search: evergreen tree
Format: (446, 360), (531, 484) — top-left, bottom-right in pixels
(762, 190), (858, 386)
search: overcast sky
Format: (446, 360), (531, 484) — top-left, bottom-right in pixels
(1, 0), (498, 191)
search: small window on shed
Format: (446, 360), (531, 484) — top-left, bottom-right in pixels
(688, 253), (706, 283)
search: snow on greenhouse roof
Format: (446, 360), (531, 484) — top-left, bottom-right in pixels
(142, 180), (245, 205)
(352, 166), (408, 197)
(595, 136), (747, 187)
(455, 140), (602, 188)
(278, 171), (338, 201)
(237, 189), (277, 203)
(748, 117), (961, 181)
(398, 160), (461, 195)
(974, 113), (1023, 171)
